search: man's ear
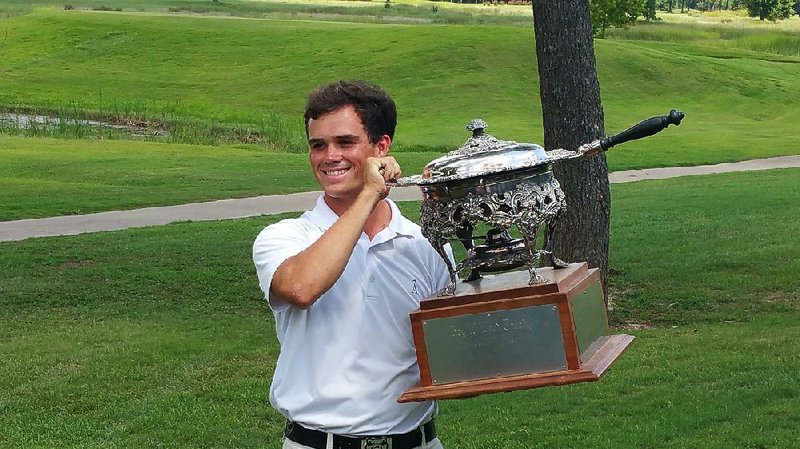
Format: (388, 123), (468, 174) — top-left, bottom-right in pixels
(374, 134), (392, 157)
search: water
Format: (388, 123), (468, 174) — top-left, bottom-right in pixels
(0, 113), (170, 138)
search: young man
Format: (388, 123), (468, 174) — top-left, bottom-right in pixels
(253, 81), (450, 449)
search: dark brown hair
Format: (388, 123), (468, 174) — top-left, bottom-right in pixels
(304, 80), (397, 144)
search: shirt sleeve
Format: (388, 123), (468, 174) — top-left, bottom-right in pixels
(252, 219), (313, 313)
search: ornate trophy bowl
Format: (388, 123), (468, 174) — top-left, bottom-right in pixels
(392, 111), (684, 295)
(394, 111), (685, 403)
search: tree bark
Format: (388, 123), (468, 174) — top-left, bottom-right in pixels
(532, 0), (611, 302)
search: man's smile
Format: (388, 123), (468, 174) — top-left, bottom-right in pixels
(321, 167), (352, 177)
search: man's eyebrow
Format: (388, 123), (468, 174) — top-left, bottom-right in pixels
(308, 134), (360, 143)
(334, 134), (360, 140)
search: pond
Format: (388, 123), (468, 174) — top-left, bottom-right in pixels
(0, 113), (170, 138)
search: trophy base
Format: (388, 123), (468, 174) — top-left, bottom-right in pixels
(399, 333), (632, 402)
(399, 263), (633, 403)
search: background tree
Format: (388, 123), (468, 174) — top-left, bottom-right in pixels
(532, 0), (611, 301)
(793, 0), (800, 15)
(731, 0), (748, 9)
(590, 0), (645, 37)
(745, 0), (793, 19)
(644, 0), (659, 19)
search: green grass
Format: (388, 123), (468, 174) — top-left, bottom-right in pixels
(610, 23), (800, 57)
(0, 9), (545, 143)
(2, 8), (799, 220)
(3, 308), (798, 448)
(607, 168), (800, 326)
(0, 135), (442, 220)
(0, 0), (535, 25)
(0, 219), (282, 448)
(2, 169), (799, 447)
(1, 311), (280, 447)
(443, 315), (800, 449)
(0, 104), (311, 150)
(2, 5), (798, 446)
(1, 9), (798, 161)
(656, 9), (800, 33)
(610, 10), (800, 58)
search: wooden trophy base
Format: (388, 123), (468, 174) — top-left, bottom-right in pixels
(399, 263), (633, 403)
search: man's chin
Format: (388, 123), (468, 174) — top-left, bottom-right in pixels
(322, 188), (359, 200)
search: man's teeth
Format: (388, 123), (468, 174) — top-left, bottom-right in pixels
(325, 169), (349, 176)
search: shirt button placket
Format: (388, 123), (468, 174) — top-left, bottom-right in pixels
(365, 249), (377, 298)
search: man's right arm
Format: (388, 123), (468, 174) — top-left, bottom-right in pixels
(261, 155), (399, 310)
(269, 189), (381, 309)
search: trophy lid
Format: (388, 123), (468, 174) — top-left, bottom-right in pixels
(393, 119), (577, 187)
(421, 119), (549, 180)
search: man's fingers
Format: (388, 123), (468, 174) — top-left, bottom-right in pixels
(378, 158), (401, 181)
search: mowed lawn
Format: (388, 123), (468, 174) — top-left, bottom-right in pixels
(2, 9), (799, 220)
(0, 135), (442, 220)
(0, 9), (797, 153)
(2, 168), (799, 448)
(2, 5), (799, 447)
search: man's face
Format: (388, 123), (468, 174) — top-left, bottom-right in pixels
(307, 105), (389, 203)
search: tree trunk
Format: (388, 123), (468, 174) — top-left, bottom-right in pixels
(532, 0), (610, 302)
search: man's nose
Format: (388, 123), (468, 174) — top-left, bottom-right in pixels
(324, 144), (344, 160)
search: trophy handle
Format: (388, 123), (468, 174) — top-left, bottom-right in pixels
(600, 109), (685, 151)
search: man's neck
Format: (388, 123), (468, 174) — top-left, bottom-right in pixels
(324, 194), (392, 240)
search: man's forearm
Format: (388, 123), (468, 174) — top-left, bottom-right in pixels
(270, 190), (381, 309)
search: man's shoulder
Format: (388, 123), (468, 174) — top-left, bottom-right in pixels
(397, 214), (424, 233)
(254, 213), (316, 243)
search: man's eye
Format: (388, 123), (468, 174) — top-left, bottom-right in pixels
(310, 142), (325, 151)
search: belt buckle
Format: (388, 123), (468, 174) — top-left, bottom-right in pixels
(361, 436), (392, 449)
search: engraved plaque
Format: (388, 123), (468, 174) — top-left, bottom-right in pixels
(400, 265), (634, 402)
(570, 281), (609, 363)
(422, 304), (566, 384)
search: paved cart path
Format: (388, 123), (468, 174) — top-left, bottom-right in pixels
(2, 155), (799, 242)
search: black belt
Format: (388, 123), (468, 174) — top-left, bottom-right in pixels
(284, 419), (436, 449)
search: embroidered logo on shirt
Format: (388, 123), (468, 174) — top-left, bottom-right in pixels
(411, 278), (418, 295)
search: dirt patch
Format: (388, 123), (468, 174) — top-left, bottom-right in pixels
(763, 291), (786, 303)
(617, 322), (656, 331)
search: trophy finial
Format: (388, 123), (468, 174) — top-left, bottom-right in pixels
(466, 119), (488, 137)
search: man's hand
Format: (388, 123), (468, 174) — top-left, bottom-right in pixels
(364, 156), (401, 201)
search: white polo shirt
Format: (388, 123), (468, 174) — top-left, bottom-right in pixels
(253, 196), (451, 436)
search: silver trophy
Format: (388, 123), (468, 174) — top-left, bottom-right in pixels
(392, 110), (684, 295)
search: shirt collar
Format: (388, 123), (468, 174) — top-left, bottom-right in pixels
(305, 195), (416, 239)
(385, 198), (417, 238)
(304, 195), (340, 231)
